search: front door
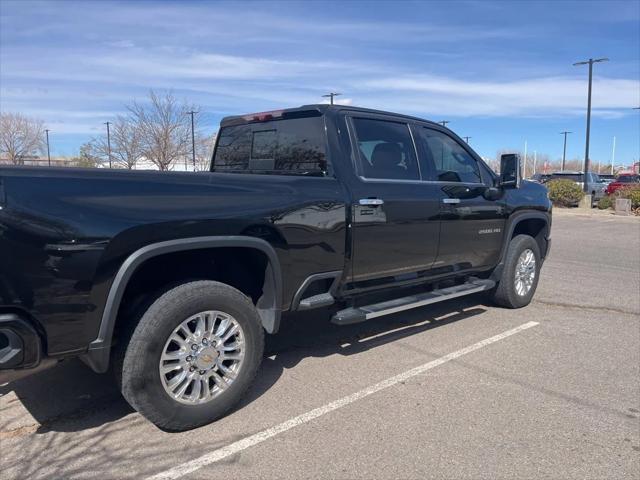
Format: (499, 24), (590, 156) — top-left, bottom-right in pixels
(413, 126), (505, 271)
(347, 116), (441, 283)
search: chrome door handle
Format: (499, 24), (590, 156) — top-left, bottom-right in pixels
(442, 198), (461, 204)
(359, 198), (384, 206)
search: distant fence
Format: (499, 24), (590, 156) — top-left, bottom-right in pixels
(0, 158), (209, 171)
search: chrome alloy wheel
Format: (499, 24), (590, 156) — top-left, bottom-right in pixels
(514, 248), (536, 296)
(159, 311), (245, 405)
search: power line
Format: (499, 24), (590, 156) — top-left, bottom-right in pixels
(573, 57), (609, 192)
(322, 92), (341, 105)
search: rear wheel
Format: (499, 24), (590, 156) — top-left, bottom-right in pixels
(117, 280), (264, 431)
(490, 234), (541, 308)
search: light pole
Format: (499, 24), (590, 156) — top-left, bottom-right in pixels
(463, 136), (471, 144)
(104, 121), (112, 168)
(611, 136), (616, 175)
(186, 110), (198, 171)
(573, 57), (609, 192)
(439, 120), (450, 127)
(560, 131), (571, 171)
(45, 129), (51, 166)
(322, 92), (341, 105)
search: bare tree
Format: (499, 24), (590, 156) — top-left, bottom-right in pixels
(127, 91), (193, 171)
(92, 116), (143, 169)
(71, 142), (101, 168)
(195, 132), (216, 171)
(0, 112), (46, 164)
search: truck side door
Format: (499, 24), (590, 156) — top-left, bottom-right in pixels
(345, 115), (441, 284)
(414, 126), (505, 271)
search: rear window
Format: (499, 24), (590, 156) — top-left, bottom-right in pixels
(213, 116), (327, 175)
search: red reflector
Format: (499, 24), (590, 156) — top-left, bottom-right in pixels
(242, 110), (284, 122)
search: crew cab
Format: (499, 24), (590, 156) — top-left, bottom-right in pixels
(0, 105), (551, 431)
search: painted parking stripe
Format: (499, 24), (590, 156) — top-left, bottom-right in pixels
(148, 321), (539, 480)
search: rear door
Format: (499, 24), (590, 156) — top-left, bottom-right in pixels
(414, 126), (506, 271)
(346, 115), (441, 283)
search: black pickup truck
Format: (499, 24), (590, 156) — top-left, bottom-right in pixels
(0, 105), (551, 431)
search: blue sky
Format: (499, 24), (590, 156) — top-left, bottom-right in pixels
(1, 0), (638, 165)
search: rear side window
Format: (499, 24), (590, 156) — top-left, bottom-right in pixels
(213, 116), (327, 175)
(417, 128), (481, 183)
(351, 117), (420, 180)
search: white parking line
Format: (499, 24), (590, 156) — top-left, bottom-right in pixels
(148, 321), (539, 480)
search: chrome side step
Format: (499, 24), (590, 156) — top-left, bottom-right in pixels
(331, 279), (495, 326)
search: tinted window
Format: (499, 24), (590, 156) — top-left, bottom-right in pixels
(250, 130), (276, 170)
(213, 116), (327, 174)
(351, 118), (420, 180)
(418, 128), (481, 183)
(419, 128), (482, 183)
(214, 125), (252, 171)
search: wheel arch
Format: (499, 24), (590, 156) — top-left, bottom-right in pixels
(491, 211), (551, 281)
(84, 236), (282, 373)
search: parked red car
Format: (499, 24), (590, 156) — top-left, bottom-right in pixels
(605, 175), (640, 195)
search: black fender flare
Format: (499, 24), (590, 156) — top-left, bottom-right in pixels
(84, 236), (282, 373)
(491, 211), (551, 281)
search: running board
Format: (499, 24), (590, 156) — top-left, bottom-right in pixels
(331, 279), (495, 326)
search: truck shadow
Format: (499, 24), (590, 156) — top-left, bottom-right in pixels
(1, 295), (488, 434)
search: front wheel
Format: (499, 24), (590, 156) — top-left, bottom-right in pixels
(117, 280), (265, 431)
(490, 234), (541, 309)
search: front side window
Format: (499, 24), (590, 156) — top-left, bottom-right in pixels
(213, 116), (327, 175)
(351, 117), (420, 181)
(418, 128), (481, 183)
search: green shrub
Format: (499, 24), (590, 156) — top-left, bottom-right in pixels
(546, 179), (584, 207)
(597, 195), (615, 210)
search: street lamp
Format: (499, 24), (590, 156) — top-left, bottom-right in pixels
(560, 131), (572, 171)
(322, 92), (341, 105)
(573, 57), (609, 192)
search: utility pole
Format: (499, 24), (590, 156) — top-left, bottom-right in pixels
(322, 92), (341, 105)
(573, 57), (609, 192)
(439, 120), (450, 127)
(523, 140), (527, 179)
(611, 136), (616, 175)
(45, 129), (51, 166)
(104, 121), (112, 168)
(186, 110), (198, 171)
(534, 150), (537, 174)
(463, 136), (471, 144)
(560, 131), (571, 171)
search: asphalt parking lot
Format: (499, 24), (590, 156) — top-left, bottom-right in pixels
(1, 210), (639, 480)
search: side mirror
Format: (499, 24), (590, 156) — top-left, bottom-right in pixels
(499, 153), (521, 188)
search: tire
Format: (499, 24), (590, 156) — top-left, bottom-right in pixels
(116, 280), (264, 431)
(490, 234), (541, 309)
